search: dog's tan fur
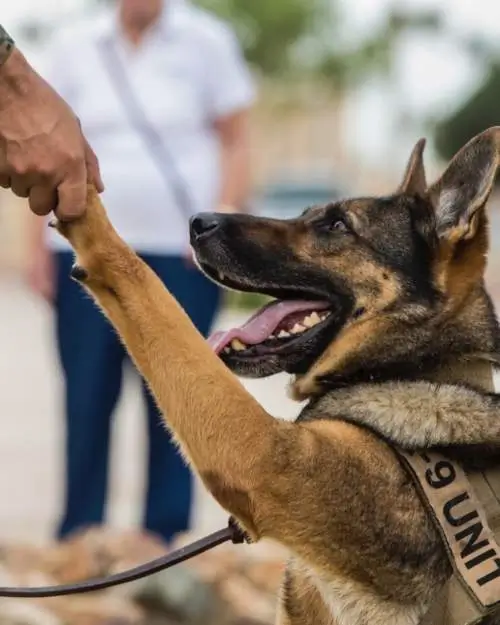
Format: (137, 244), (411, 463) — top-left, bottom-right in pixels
(51, 127), (500, 625)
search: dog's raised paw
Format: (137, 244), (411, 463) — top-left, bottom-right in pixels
(70, 264), (88, 282)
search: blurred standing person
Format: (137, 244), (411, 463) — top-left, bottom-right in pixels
(27, 0), (255, 544)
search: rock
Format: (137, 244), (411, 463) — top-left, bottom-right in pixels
(48, 527), (168, 587)
(133, 564), (222, 623)
(0, 600), (62, 625)
(219, 574), (277, 624)
(175, 544), (241, 584)
(38, 595), (144, 625)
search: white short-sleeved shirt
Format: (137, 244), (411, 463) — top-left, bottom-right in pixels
(43, 0), (255, 254)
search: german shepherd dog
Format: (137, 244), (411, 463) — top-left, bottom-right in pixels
(52, 127), (500, 625)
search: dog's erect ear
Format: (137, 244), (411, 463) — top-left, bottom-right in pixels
(428, 127), (500, 241)
(398, 138), (427, 198)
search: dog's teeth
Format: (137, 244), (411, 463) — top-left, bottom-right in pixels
(218, 272), (225, 281)
(231, 339), (247, 351)
(291, 323), (306, 335)
(223, 347), (231, 354)
(303, 312), (321, 328)
(278, 330), (291, 338)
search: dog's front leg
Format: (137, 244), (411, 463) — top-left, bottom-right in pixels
(54, 187), (293, 539)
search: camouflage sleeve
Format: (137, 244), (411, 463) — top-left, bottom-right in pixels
(0, 25), (15, 67)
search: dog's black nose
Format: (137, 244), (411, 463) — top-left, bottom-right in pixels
(190, 213), (221, 242)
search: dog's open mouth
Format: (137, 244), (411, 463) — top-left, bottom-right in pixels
(208, 299), (333, 358)
(195, 252), (345, 375)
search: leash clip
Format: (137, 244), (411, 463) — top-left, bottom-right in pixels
(228, 516), (250, 544)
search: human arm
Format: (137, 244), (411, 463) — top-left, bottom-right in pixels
(25, 212), (54, 303)
(214, 108), (252, 214)
(203, 22), (256, 214)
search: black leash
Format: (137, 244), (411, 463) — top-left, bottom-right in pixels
(0, 517), (248, 598)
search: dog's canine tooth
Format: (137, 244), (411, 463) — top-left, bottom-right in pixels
(302, 316), (314, 328)
(278, 330), (291, 338)
(291, 323), (306, 335)
(231, 339), (247, 351)
(218, 271), (225, 281)
(223, 347), (231, 354)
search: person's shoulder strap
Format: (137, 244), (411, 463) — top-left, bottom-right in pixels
(96, 36), (194, 225)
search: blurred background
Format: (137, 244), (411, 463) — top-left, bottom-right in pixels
(1, 0), (500, 623)
(4, 0), (500, 283)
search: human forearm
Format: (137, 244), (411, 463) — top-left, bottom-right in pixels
(0, 24), (15, 70)
(0, 25), (30, 106)
(28, 210), (48, 248)
(25, 211), (54, 303)
(0, 26), (33, 106)
(216, 111), (252, 212)
(219, 142), (251, 211)
(0, 47), (37, 108)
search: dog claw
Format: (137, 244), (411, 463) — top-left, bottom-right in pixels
(70, 264), (88, 282)
(48, 219), (58, 229)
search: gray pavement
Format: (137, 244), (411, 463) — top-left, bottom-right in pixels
(0, 278), (301, 545)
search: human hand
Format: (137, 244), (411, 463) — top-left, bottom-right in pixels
(0, 49), (104, 221)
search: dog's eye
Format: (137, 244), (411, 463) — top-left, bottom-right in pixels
(330, 220), (348, 232)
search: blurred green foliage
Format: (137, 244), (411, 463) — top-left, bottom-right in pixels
(224, 290), (271, 311)
(197, 0), (329, 76)
(196, 0), (500, 188)
(434, 63), (500, 162)
(196, 0), (442, 88)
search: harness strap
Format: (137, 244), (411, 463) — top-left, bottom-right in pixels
(399, 450), (500, 624)
(401, 357), (500, 625)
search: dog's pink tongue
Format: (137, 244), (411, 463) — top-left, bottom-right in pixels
(208, 300), (330, 354)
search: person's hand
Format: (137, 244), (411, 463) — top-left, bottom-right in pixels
(25, 244), (55, 304)
(0, 49), (104, 221)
